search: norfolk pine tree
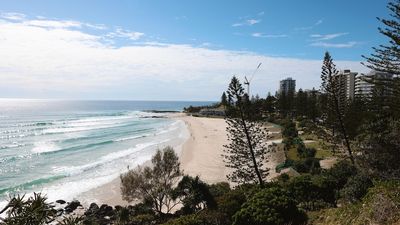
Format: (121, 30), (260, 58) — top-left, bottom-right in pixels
(362, 0), (400, 117)
(223, 76), (269, 187)
(321, 52), (355, 165)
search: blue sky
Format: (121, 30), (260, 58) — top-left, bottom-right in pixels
(0, 0), (391, 100)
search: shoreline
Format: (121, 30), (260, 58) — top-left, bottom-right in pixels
(76, 113), (189, 206)
(78, 114), (284, 206)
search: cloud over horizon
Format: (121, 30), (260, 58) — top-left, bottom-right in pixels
(0, 13), (368, 100)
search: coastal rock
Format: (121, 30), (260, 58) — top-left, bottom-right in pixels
(84, 203), (100, 216)
(56, 199), (66, 204)
(64, 200), (82, 213)
(99, 204), (114, 217)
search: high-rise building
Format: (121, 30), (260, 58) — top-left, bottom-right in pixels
(334, 69), (357, 101)
(279, 77), (296, 95)
(355, 70), (393, 97)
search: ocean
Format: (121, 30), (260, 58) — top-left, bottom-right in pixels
(0, 99), (212, 206)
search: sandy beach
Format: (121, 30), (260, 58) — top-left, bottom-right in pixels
(80, 114), (284, 206)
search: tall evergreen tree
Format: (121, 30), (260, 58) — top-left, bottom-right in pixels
(357, 0), (400, 179)
(264, 92), (277, 114)
(307, 88), (320, 122)
(223, 76), (269, 186)
(220, 92), (228, 107)
(321, 52), (355, 165)
(362, 0), (400, 116)
(295, 89), (308, 117)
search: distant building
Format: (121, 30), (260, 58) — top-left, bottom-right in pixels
(279, 77), (296, 95)
(355, 70), (393, 98)
(334, 69), (357, 101)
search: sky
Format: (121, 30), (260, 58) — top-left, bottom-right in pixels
(0, 0), (391, 100)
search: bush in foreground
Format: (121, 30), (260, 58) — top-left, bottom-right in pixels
(0, 193), (56, 225)
(340, 173), (373, 203)
(120, 146), (182, 214)
(232, 187), (307, 225)
(312, 180), (400, 225)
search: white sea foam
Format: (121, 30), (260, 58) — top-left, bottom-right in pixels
(52, 139), (170, 176)
(31, 141), (60, 153)
(114, 134), (146, 142)
(41, 113), (140, 134)
(0, 142), (25, 149)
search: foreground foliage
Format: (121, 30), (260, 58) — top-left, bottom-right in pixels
(120, 146), (182, 214)
(232, 187), (307, 225)
(313, 181), (400, 225)
(0, 193), (56, 225)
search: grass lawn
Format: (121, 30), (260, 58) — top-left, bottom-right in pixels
(287, 147), (300, 161)
(286, 141), (334, 161)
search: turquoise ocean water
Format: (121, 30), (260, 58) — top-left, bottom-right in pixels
(0, 99), (211, 206)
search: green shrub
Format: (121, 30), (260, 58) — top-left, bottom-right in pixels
(297, 144), (316, 158)
(313, 181), (400, 225)
(162, 210), (227, 225)
(232, 187), (307, 225)
(208, 182), (231, 199)
(324, 160), (357, 189)
(285, 175), (334, 211)
(293, 157), (320, 174)
(341, 173), (373, 203)
(216, 188), (247, 221)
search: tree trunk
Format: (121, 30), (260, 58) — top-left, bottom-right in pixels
(239, 107), (264, 187)
(333, 95), (355, 165)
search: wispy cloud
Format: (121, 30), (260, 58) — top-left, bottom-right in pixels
(232, 12), (264, 27)
(314, 19), (323, 26)
(1, 12), (108, 30)
(0, 12), (367, 100)
(22, 19), (83, 29)
(174, 15), (187, 20)
(232, 19), (261, 27)
(310, 32), (348, 41)
(295, 19), (323, 31)
(252, 33), (288, 38)
(106, 28), (144, 40)
(310, 41), (358, 48)
(0, 12), (26, 21)
(309, 32), (357, 48)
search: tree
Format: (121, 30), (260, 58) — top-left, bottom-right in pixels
(357, 118), (400, 179)
(320, 52), (355, 165)
(220, 92), (228, 107)
(223, 76), (269, 186)
(340, 173), (373, 203)
(343, 98), (369, 140)
(307, 88), (320, 122)
(173, 176), (217, 214)
(264, 92), (276, 114)
(0, 193), (56, 225)
(362, 0), (400, 117)
(120, 146), (182, 214)
(277, 90), (295, 117)
(357, 0), (400, 179)
(295, 89), (308, 117)
(232, 187), (307, 225)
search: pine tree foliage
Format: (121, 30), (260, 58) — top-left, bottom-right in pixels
(357, 0), (400, 179)
(223, 76), (270, 186)
(321, 52), (355, 165)
(220, 92), (228, 107)
(362, 0), (400, 116)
